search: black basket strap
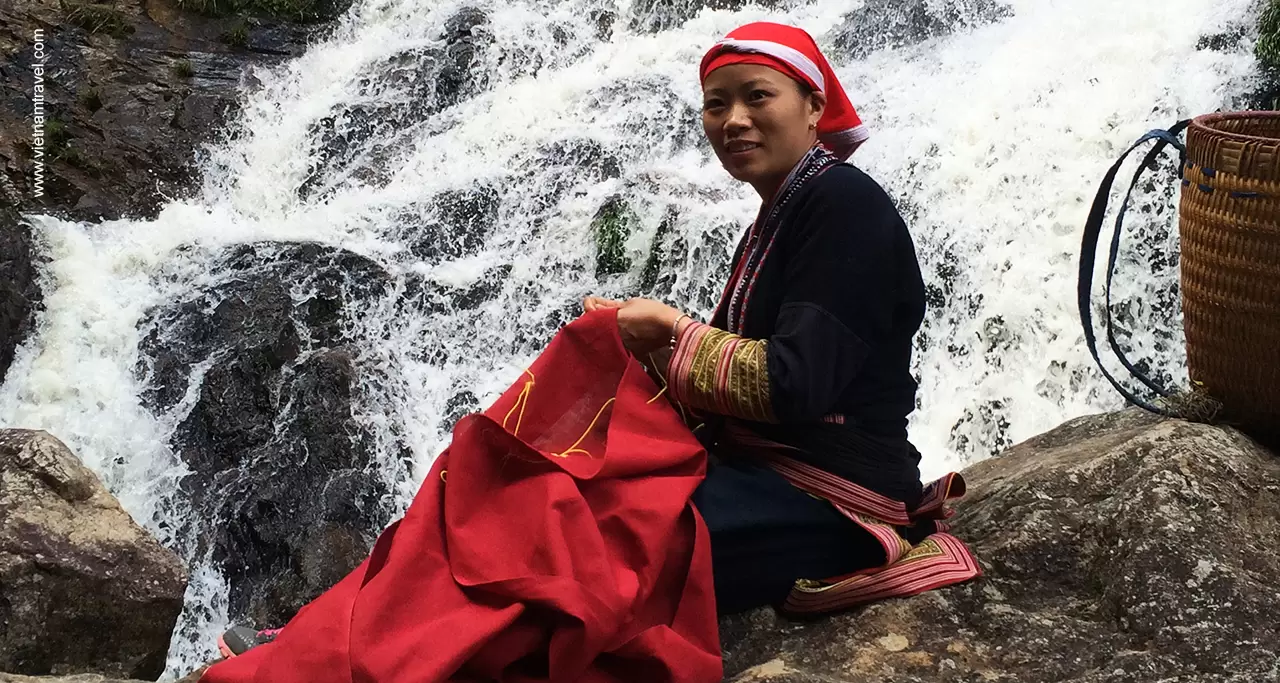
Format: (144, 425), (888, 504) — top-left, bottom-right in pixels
(1078, 120), (1190, 415)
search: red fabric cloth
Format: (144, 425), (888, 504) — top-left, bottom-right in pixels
(699, 22), (869, 159)
(201, 310), (721, 683)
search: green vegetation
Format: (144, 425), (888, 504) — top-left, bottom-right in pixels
(44, 119), (70, 154)
(593, 196), (636, 278)
(173, 59), (195, 78)
(79, 88), (103, 113)
(219, 21), (249, 47)
(41, 118), (88, 167)
(54, 145), (85, 167)
(1259, 0), (1280, 72)
(63, 1), (134, 37)
(178, 0), (338, 22)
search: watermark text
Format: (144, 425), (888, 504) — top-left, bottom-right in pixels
(31, 29), (47, 199)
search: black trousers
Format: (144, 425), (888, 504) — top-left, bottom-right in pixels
(691, 457), (888, 615)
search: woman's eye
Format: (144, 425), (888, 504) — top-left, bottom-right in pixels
(703, 100), (724, 111)
(749, 90), (770, 101)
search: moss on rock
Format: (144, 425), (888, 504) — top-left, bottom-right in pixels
(593, 195), (635, 278)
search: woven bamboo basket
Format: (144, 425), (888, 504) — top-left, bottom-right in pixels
(1180, 111), (1280, 440)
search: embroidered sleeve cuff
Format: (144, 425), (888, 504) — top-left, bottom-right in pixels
(666, 322), (776, 423)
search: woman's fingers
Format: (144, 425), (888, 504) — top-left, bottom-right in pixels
(583, 296), (624, 312)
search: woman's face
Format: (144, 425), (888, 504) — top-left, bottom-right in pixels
(702, 63), (825, 197)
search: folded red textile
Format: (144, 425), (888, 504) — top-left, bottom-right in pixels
(202, 310), (722, 683)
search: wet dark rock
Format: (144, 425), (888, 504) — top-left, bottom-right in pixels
(452, 264), (510, 309)
(298, 104), (404, 200)
(0, 201), (41, 385)
(402, 185), (501, 263)
(830, 0), (1013, 59)
(402, 264), (511, 316)
(590, 9), (617, 42)
(538, 138), (621, 182)
(1197, 25), (1246, 53)
(198, 347), (389, 625)
(0, 0), (323, 220)
(0, 430), (187, 679)
(441, 389), (479, 432)
(922, 244), (960, 310)
(437, 6), (490, 107)
(514, 138), (623, 227)
(639, 205), (678, 295)
(297, 8), (491, 199)
(138, 242), (389, 411)
(721, 410), (1280, 683)
(507, 295), (583, 353)
(588, 76), (703, 153)
(305, 0), (356, 22)
(442, 5), (488, 40)
(177, 329), (299, 472)
(947, 397), (1012, 457)
(628, 0), (776, 34)
(137, 242), (395, 626)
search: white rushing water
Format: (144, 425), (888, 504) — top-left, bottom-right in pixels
(0, 0), (1261, 675)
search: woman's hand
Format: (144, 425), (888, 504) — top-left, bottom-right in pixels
(583, 296), (689, 354)
(615, 298), (685, 355)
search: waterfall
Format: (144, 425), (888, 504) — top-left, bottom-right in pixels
(0, 0), (1259, 675)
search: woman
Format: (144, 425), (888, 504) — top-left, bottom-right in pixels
(583, 21), (971, 616)
(216, 21), (975, 659)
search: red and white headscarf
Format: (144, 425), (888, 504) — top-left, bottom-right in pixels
(699, 22), (868, 160)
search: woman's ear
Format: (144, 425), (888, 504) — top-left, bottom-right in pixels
(808, 90), (827, 128)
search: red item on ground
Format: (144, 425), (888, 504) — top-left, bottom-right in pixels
(201, 310), (722, 683)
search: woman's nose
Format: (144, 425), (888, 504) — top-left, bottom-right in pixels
(724, 102), (751, 133)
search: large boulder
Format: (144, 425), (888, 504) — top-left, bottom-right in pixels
(720, 410), (1280, 682)
(137, 242), (397, 627)
(0, 430), (187, 679)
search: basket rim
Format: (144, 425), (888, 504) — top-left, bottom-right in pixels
(1191, 110), (1280, 145)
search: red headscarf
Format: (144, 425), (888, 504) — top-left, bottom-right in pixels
(699, 22), (868, 160)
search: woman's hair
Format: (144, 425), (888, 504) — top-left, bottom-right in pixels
(793, 79), (823, 116)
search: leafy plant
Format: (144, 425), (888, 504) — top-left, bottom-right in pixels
(64, 1), (134, 37)
(593, 195), (636, 278)
(220, 21), (249, 47)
